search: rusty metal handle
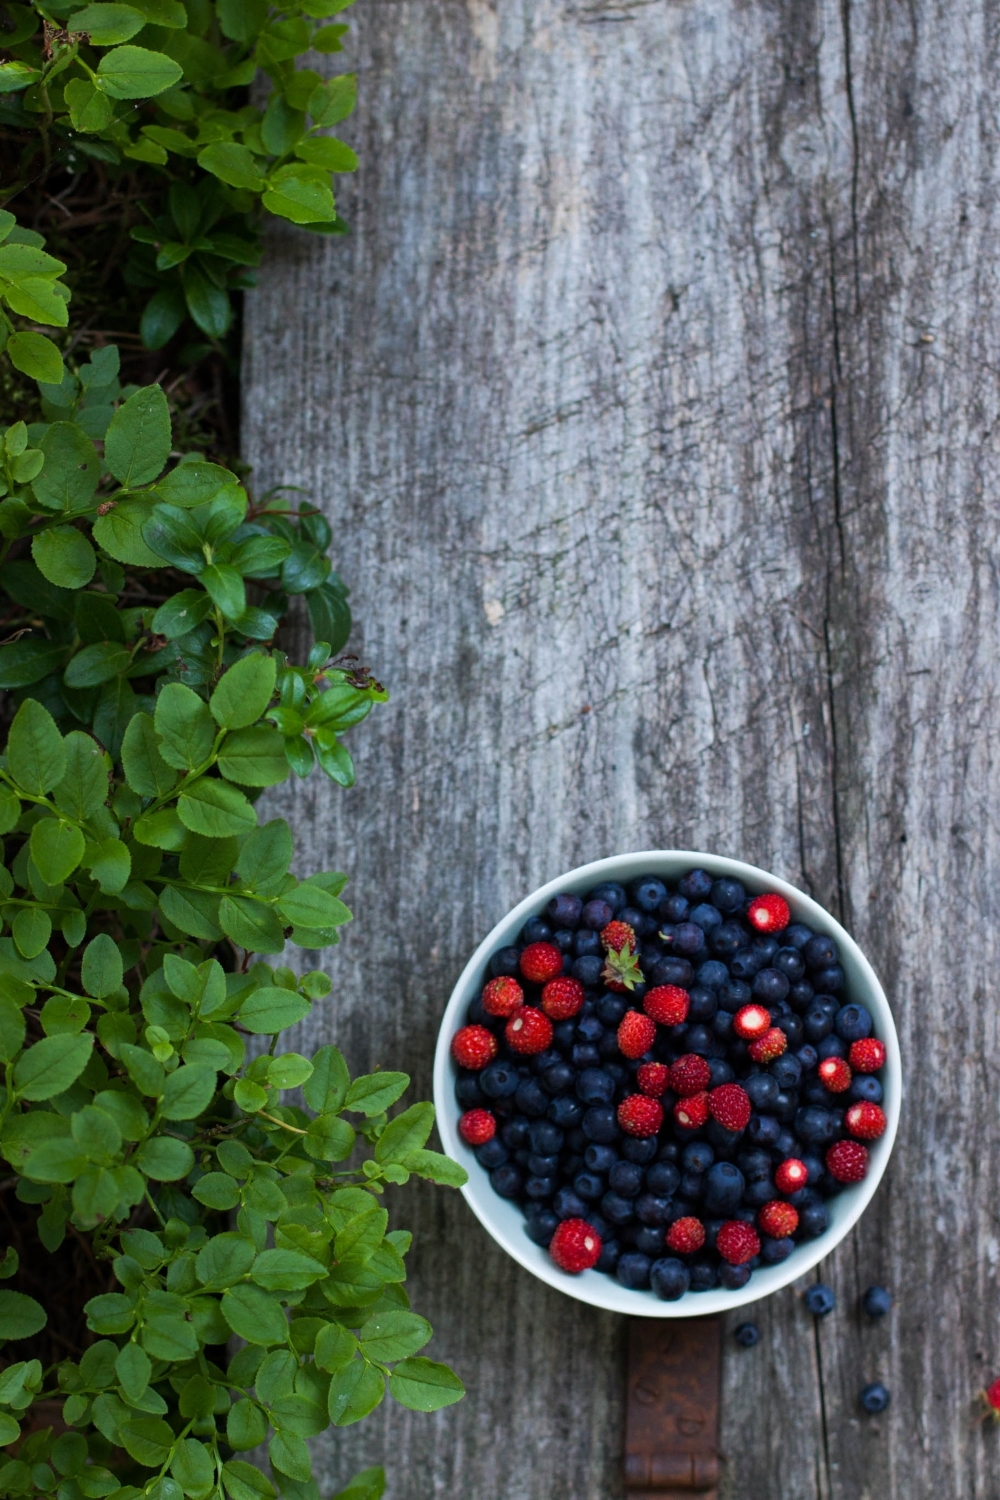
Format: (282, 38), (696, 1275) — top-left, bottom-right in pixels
(624, 1317), (721, 1499)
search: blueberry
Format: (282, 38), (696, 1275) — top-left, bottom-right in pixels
(476, 1138), (509, 1169)
(522, 917), (553, 945)
(689, 903), (723, 934)
(705, 1119), (743, 1152)
(860, 1382), (890, 1414)
(581, 899), (614, 931)
(651, 957), (694, 989)
(540, 1061), (574, 1096)
(773, 946), (806, 981)
(601, 1191), (637, 1225)
(658, 892), (691, 922)
(501, 1117), (531, 1150)
(682, 1024), (711, 1056)
(617, 1252), (652, 1290)
(597, 993), (627, 1026)
(862, 1285), (893, 1318)
(745, 1073), (780, 1110)
(657, 1139), (681, 1161)
(590, 881), (627, 911)
(573, 928), (603, 958)
(553, 1187), (587, 1220)
(571, 1044), (600, 1070)
(456, 1075), (486, 1108)
(813, 964), (845, 994)
(575, 1012), (604, 1044)
(551, 1021), (576, 1054)
(729, 949), (765, 981)
(587, 1211), (611, 1241)
(782, 923), (814, 950)
(491, 1164), (523, 1198)
(803, 1283), (836, 1316)
(678, 1171), (704, 1201)
(528, 1120), (564, 1155)
(734, 1322), (760, 1347)
(524, 1207), (559, 1244)
(551, 928), (575, 954)
(835, 1004), (872, 1042)
(743, 1178), (775, 1208)
(686, 986), (718, 1024)
(679, 869), (714, 901)
(673, 922), (707, 958)
(490, 946), (521, 977)
(794, 1106), (837, 1145)
(572, 1069), (610, 1107)
(789, 981), (815, 1011)
(803, 1004), (835, 1042)
(609, 1161), (644, 1198)
(680, 1141), (714, 1174)
(712, 1011), (735, 1042)
(562, 1153), (586, 1179)
(746, 1114), (781, 1147)
(696, 960), (729, 991)
(762, 1236), (796, 1263)
(631, 877), (667, 912)
(526, 1153), (559, 1175)
(737, 1147), (772, 1180)
(719, 1262), (752, 1289)
(524, 1174), (557, 1199)
(595, 1239), (621, 1272)
(635, 1226), (667, 1258)
(803, 933), (838, 969)
(689, 1259), (719, 1292)
(706, 1058), (735, 1087)
(650, 1257), (690, 1300)
(572, 1172), (605, 1202)
(774, 1130), (798, 1159)
(584, 1143), (618, 1173)
(719, 978), (752, 1012)
(466, 996), (494, 1026)
(548, 1095), (584, 1128)
(605, 1061), (629, 1088)
(776, 1014), (804, 1048)
(547, 892), (583, 928)
(645, 1161), (681, 1198)
(634, 1193), (672, 1225)
(582, 1106), (621, 1146)
(481, 1062), (520, 1099)
(770, 1053), (802, 1090)
(514, 1080), (549, 1118)
(704, 1162), (745, 1214)
(796, 1044), (819, 1071)
(621, 1136), (659, 1164)
(850, 1075), (883, 1104)
(711, 921), (749, 959)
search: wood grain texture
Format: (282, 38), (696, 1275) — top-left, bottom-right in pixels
(242, 1), (1000, 1495)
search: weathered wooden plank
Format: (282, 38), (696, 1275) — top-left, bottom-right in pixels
(244, 1), (1000, 1495)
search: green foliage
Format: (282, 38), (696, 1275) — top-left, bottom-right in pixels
(0, 358), (467, 1500)
(0, 1), (360, 354)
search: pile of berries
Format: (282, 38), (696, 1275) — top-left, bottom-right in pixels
(451, 869), (888, 1300)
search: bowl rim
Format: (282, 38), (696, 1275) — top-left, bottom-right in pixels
(432, 850), (901, 1317)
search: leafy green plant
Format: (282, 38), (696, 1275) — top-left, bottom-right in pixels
(0, 353), (467, 1500)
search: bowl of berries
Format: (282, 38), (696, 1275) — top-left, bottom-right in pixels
(433, 852), (900, 1315)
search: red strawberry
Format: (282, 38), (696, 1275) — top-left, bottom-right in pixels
(757, 1200), (799, 1238)
(818, 1056), (852, 1093)
(601, 919), (636, 953)
(983, 1378), (1000, 1419)
(733, 1003), (771, 1040)
(459, 1109), (496, 1146)
(451, 1025), (498, 1070)
(668, 1053), (711, 1098)
(644, 984), (690, 1026)
(845, 1101), (886, 1140)
(747, 893), (791, 934)
(716, 1220), (761, 1266)
(505, 1007), (553, 1055)
(482, 976), (524, 1018)
(672, 1091), (709, 1130)
(748, 1026), (787, 1064)
(541, 975), (585, 1020)
(601, 924), (644, 992)
(549, 1217), (602, 1273)
(636, 1061), (670, 1097)
(826, 1139), (869, 1183)
(849, 1038), (886, 1073)
(617, 1010), (657, 1059)
(708, 1083), (751, 1132)
(520, 942), (564, 984)
(774, 1157), (809, 1195)
(618, 1094), (664, 1137)
(666, 1216), (705, 1253)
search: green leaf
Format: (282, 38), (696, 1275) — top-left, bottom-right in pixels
(81, 933), (123, 998)
(0, 637), (67, 688)
(170, 1436), (214, 1497)
(281, 538), (331, 594)
(180, 834), (238, 887)
(64, 640), (132, 687)
(134, 807), (188, 851)
(154, 682), (215, 770)
(235, 819), (293, 891)
(195, 1232), (254, 1290)
(220, 1284), (288, 1346)
(8, 698), (65, 794)
(151, 589), (212, 639)
(135, 1136), (194, 1180)
(226, 1398), (267, 1452)
(93, 498), (164, 566)
(238, 986), (310, 1035)
(119, 1415), (174, 1467)
(251, 1248), (327, 1291)
(177, 777), (256, 837)
(0, 62), (39, 96)
(32, 423), (101, 512)
(217, 726), (289, 788)
(359, 1310), (432, 1363)
(6, 332), (63, 382)
(304, 1113), (355, 1162)
(181, 265), (231, 339)
(210, 652), (276, 729)
(269, 1432), (310, 1484)
(97, 45), (183, 99)
(11, 906), (51, 960)
(267, 1052), (312, 1089)
(197, 142), (265, 191)
(0, 998), (26, 1063)
(344, 1071), (409, 1117)
(104, 385), (171, 486)
(0, 1290), (46, 1342)
(388, 1357), (465, 1412)
(263, 168), (336, 226)
(0, 787), (19, 835)
(402, 1148), (468, 1187)
(159, 885), (221, 940)
(29, 817), (85, 885)
(307, 580), (352, 655)
(222, 1460), (276, 1500)
(191, 1171), (240, 1210)
(115, 1341), (151, 1400)
(53, 731), (110, 819)
(201, 561), (244, 619)
(13, 1033), (93, 1100)
(120, 1043), (165, 1097)
(140, 284), (186, 350)
(301, 1044), (349, 1113)
(5, 277), (69, 327)
(161, 1065), (217, 1120)
(296, 136), (358, 172)
(22, 1137), (89, 1183)
(327, 1360), (383, 1427)
(332, 1470), (385, 1500)
(72, 4), (147, 44)
(276, 881), (349, 931)
(64, 76), (115, 131)
(218, 894), (286, 955)
(0, 1411), (19, 1445)
(374, 1102), (434, 1164)
(121, 712), (178, 797)
(308, 73), (357, 126)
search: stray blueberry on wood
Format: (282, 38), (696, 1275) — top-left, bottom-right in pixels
(862, 1285), (893, 1318)
(860, 1382), (891, 1413)
(803, 1283), (836, 1317)
(734, 1322), (760, 1347)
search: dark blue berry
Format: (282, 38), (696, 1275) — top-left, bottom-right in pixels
(683, 1024), (712, 1056)
(803, 1283), (836, 1316)
(860, 1383), (890, 1414)
(476, 1139), (508, 1170)
(794, 1106), (838, 1144)
(597, 993), (627, 1026)
(813, 964), (845, 994)
(729, 949), (765, 981)
(705, 1119), (743, 1152)
(481, 1062), (520, 1099)
(679, 869), (714, 901)
(696, 960), (729, 991)
(658, 892), (691, 922)
(524, 1206), (558, 1244)
(547, 893), (582, 928)
(711, 921), (749, 959)
(584, 1143), (618, 1173)
(526, 1153), (559, 1176)
(522, 917), (552, 945)
(862, 1285), (892, 1318)
(573, 1172), (605, 1201)
(490, 946), (521, 977)
(795, 1044), (819, 1071)
(689, 1259), (718, 1292)
(816, 1035), (847, 1062)
(746, 1114), (781, 1147)
(710, 877), (745, 913)
(682, 1141), (714, 1173)
(770, 1053), (802, 1090)
(634, 1193), (672, 1225)
(617, 1252), (653, 1289)
(631, 877), (667, 912)
(774, 1130), (798, 1159)
(687, 986), (719, 1022)
(651, 957), (694, 989)
(501, 1117), (531, 1150)
(605, 1061), (629, 1088)
(737, 1148), (772, 1180)
(553, 1187), (588, 1220)
(582, 1106), (619, 1144)
(803, 1004), (835, 1042)
(650, 1257), (690, 1300)
(574, 1068), (612, 1106)
(743, 1178), (775, 1208)
(572, 1044), (601, 1070)
(491, 1164), (523, 1198)
(573, 928), (602, 957)
(540, 1061), (574, 1096)
(712, 1011), (735, 1042)
(745, 1073), (780, 1110)
(634, 1226), (667, 1256)
(788, 980), (815, 1011)
(734, 1322), (759, 1346)
(689, 903), (723, 933)
(645, 1160), (680, 1197)
(621, 1136), (659, 1164)
(601, 1191), (636, 1225)
(679, 1171), (705, 1201)
(587, 1211), (610, 1241)
(551, 1021), (577, 1053)
(609, 1161), (644, 1197)
(548, 1095), (584, 1128)
(590, 881), (627, 912)
(581, 898), (614, 931)
(673, 922), (706, 957)
(562, 1153), (586, 1178)
(456, 1075), (486, 1108)
(718, 978), (752, 1011)
(761, 1236), (795, 1263)
(835, 1003), (872, 1042)
(850, 1075), (883, 1104)
(466, 996), (495, 1026)
(719, 1262), (752, 1289)
(704, 1161), (745, 1214)
(576, 1013), (604, 1044)
(524, 1175), (557, 1199)
(773, 947), (806, 981)
(706, 1058), (734, 1088)
(776, 1014), (804, 1047)
(514, 1080), (549, 1118)
(804, 934), (838, 970)
(782, 923), (813, 950)
(528, 1120), (564, 1155)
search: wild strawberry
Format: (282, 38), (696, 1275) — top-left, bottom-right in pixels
(826, 1139), (869, 1183)
(673, 1091), (709, 1130)
(617, 1010), (657, 1059)
(505, 1007), (553, 1055)
(818, 1056), (852, 1093)
(774, 1157), (809, 1195)
(708, 1083), (751, 1132)
(481, 976), (524, 1018)
(747, 893), (791, 934)
(618, 1094), (664, 1137)
(459, 1109), (496, 1145)
(748, 1026), (787, 1064)
(849, 1038), (886, 1073)
(845, 1101), (886, 1140)
(668, 1053), (711, 1097)
(666, 1217), (706, 1253)
(636, 1061), (670, 1097)
(601, 919), (636, 953)
(541, 975), (585, 1020)
(549, 1217), (602, 1273)
(644, 984), (690, 1026)
(520, 942), (564, 984)
(716, 1220), (761, 1266)
(757, 1200), (799, 1238)
(733, 1003), (771, 1040)
(981, 1378), (1000, 1421)
(602, 941), (644, 992)
(451, 1025), (498, 1070)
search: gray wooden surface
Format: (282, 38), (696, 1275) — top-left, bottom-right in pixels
(242, 1), (1000, 1495)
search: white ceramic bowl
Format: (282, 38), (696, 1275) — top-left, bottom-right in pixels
(433, 851), (900, 1316)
